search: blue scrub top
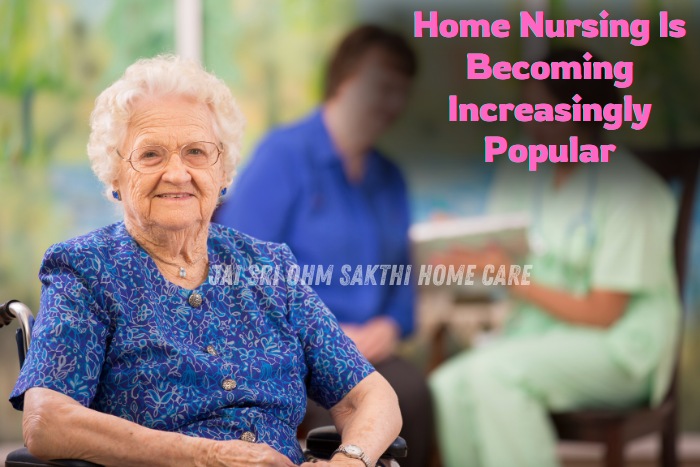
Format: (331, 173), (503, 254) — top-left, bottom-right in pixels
(215, 109), (414, 336)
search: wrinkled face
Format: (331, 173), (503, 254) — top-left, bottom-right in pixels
(338, 47), (412, 139)
(113, 95), (226, 232)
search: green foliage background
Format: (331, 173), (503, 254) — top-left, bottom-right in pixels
(0, 0), (354, 441)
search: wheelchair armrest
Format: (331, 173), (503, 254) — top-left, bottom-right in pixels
(304, 425), (407, 460)
(1, 299), (35, 368)
(48, 460), (103, 467)
(9, 431), (407, 467)
(6, 447), (103, 467)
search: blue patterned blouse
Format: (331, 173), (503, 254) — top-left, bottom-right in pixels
(10, 222), (374, 464)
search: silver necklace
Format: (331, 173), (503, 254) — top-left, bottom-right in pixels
(143, 248), (208, 279)
(129, 228), (209, 279)
(129, 231), (208, 279)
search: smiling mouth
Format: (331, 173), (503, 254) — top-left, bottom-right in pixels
(156, 194), (193, 199)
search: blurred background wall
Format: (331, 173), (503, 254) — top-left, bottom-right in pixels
(1, 0), (699, 441)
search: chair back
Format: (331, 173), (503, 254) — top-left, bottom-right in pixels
(634, 147), (700, 405)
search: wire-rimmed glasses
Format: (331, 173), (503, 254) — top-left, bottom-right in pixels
(118, 141), (222, 173)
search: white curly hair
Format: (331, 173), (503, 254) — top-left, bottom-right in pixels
(88, 54), (245, 200)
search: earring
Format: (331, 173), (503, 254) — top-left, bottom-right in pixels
(220, 187), (227, 196)
(112, 190), (121, 201)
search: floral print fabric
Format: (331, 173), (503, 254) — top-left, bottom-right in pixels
(10, 222), (374, 464)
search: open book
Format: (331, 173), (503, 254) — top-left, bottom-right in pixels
(409, 213), (531, 266)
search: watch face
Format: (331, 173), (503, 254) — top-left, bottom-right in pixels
(345, 445), (363, 456)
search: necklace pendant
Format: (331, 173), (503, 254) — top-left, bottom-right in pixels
(179, 267), (186, 278)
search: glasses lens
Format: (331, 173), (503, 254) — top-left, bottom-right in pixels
(181, 142), (219, 168)
(128, 142), (220, 173)
(130, 146), (168, 172)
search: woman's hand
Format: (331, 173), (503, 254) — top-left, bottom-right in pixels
(341, 317), (399, 364)
(433, 244), (629, 327)
(201, 439), (296, 467)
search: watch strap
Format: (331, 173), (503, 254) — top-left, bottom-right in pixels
(332, 444), (373, 467)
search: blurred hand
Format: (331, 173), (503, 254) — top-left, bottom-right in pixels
(429, 211), (452, 221)
(341, 317), (399, 364)
(202, 439), (296, 467)
(430, 243), (512, 273)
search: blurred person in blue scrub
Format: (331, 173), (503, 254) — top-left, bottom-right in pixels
(429, 48), (681, 467)
(215, 25), (434, 467)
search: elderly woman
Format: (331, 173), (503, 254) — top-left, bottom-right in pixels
(10, 55), (400, 467)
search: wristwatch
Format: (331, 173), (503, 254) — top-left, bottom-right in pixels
(332, 444), (373, 467)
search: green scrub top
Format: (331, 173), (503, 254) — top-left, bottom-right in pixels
(488, 154), (680, 406)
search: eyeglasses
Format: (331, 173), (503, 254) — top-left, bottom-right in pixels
(118, 141), (222, 174)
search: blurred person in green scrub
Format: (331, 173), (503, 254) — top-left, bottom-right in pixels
(429, 48), (681, 467)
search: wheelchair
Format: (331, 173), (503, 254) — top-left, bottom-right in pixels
(1, 300), (407, 467)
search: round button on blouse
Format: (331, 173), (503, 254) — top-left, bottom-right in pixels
(240, 431), (257, 443)
(222, 378), (237, 391)
(206, 345), (218, 356)
(188, 292), (203, 307)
